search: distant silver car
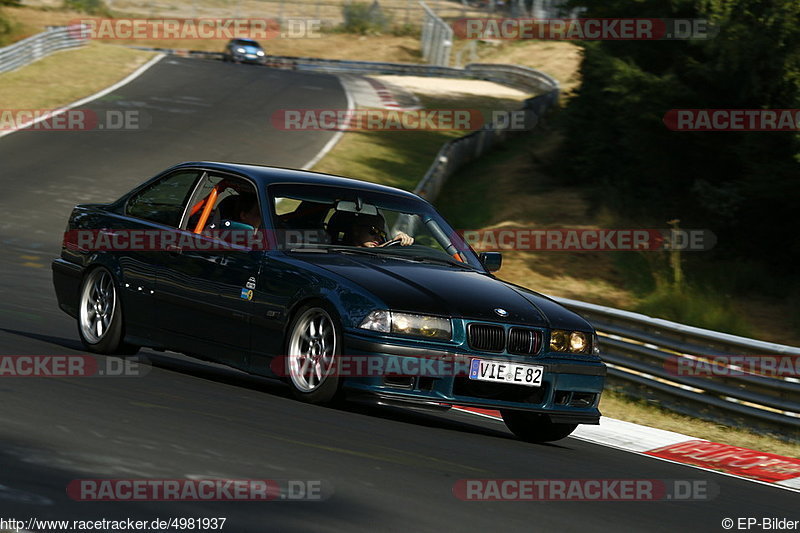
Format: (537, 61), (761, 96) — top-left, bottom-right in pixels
(224, 38), (266, 64)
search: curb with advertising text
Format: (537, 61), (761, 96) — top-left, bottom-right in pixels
(454, 407), (800, 491)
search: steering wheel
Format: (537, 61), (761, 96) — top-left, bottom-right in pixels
(378, 238), (402, 248)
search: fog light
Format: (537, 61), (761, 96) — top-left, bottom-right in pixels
(550, 330), (568, 352)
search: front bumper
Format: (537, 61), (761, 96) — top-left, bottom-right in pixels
(342, 334), (606, 425)
(232, 53), (265, 64)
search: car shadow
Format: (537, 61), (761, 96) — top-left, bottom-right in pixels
(0, 328), (85, 351)
(3, 326), (573, 448)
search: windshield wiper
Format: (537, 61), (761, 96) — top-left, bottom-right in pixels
(288, 247), (329, 253)
(288, 246), (386, 257)
(327, 247), (385, 258)
(291, 246), (479, 270)
(406, 255), (479, 271)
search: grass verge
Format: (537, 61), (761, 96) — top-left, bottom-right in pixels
(600, 390), (798, 457)
(0, 41), (155, 110)
(312, 92), (521, 188)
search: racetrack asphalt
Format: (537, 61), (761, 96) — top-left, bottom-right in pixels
(0, 57), (795, 531)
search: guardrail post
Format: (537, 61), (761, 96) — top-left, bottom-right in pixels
(419, 1), (452, 67)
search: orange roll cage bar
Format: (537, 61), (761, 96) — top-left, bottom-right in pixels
(192, 185), (221, 234)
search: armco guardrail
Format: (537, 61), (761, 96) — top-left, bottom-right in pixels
(464, 63), (561, 95)
(408, 89), (558, 202)
(0, 25), (87, 74)
(554, 297), (800, 439)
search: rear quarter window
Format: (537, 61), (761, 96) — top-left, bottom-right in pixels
(126, 171), (199, 227)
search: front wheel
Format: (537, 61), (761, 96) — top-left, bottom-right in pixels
(501, 410), (577, 443)
(285, 304), (342, 404)
(77, 267), (138, 355)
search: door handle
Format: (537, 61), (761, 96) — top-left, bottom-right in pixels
(166, 244), (183, 255)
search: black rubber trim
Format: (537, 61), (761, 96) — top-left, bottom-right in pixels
(365, 391), (601, 424)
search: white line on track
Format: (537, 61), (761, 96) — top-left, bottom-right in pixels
(300, 74), (355, 171)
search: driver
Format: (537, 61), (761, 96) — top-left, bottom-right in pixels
(351, 215), (414, 247)
(236, 193), (262, 230)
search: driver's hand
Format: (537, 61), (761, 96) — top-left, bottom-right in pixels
(395, 231), (414, 246)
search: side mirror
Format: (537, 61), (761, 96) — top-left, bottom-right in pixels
(479, 252), (502, 272)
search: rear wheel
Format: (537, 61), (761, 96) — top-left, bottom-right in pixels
(501, 410), (577, 443)
(77, 267), (138, 355)
(285, 303), (342, 404)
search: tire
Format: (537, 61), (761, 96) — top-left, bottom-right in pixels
(285, 303), (343, 404)
(501, 410), (577, 443)
(77, 267), (139, 355)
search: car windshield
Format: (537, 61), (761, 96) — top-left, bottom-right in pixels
(269, 183), (484, 270)
(233, 40), (259, 47)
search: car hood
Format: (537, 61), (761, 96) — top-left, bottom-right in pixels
(292, 252), (592, 330)
(238, 45), (262, 54)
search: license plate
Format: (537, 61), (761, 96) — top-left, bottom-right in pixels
(468, 358), (543, 387)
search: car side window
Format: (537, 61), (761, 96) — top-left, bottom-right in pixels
(182, 174), (262, 234)
(126, 171), (199, 227)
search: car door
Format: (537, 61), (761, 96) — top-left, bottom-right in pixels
(117, 168), (203, 344)
(154, 171), (264, 369)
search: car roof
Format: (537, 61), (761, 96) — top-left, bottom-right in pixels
(231, 38), (259, 44)
(166, 161), (423, 201)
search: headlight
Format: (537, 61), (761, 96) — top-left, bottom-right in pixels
(359, 310), (451, 340)
(549, 330), (569, 352)
(569, 331), (588, 353)
(236, 47), (246, 53)
(256, 50), (265, 56)
(549, 329), (593, 354)
(359, 310), (390, 333)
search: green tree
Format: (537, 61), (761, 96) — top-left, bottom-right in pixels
(560, 0), (800, 273)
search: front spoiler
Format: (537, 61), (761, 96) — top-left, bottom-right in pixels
(343, 335), (605, 424)
(347, 390), (601, 424)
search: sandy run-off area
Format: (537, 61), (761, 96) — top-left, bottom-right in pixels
(371, 75), (530, 101)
